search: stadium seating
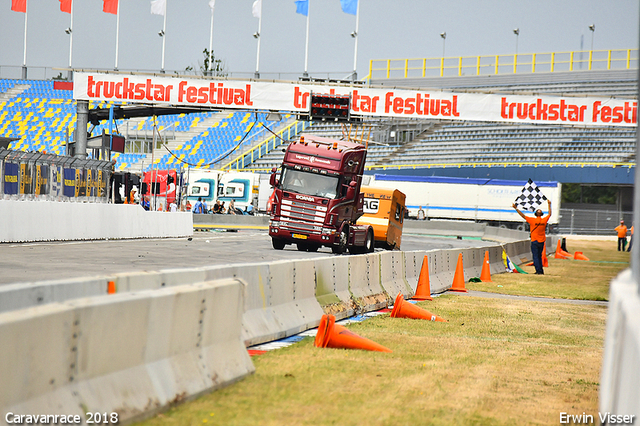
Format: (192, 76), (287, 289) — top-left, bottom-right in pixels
(0, 67), (636, 172)
(0, 78), (302, 172)
(364, 121), (636, 166)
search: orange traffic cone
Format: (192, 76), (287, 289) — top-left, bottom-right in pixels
(107, 281), (116, 294)
(314, 314), (392, 353)
(574, 251), (590, 261)
(413, 255), (433, 301)
(480, 251), (492, 282)
(391, 294), (446, 322)
(555, 240), (570, 259)
(542, 242), (549, 267)
(450, 253), (468, 293)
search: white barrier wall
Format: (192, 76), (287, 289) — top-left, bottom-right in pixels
(600, 270), (640, 418)
(0, 200), (193, 242)
(0, 278), (254, 426)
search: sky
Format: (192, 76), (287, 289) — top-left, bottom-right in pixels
(0, 0), (638, 81)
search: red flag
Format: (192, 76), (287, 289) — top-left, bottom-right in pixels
(60, 0), (72, 13)
(11, 0), (26, 13)
(103, 0), (118, 14)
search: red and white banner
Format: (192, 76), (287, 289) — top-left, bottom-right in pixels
(73, 72), (637, 127)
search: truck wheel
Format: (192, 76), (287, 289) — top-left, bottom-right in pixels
(332, 228), (348, 254)
(365, 229), (374, 253)
(272, 238), (286, 250)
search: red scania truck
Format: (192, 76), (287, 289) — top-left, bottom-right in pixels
(268, 134), (374, 254)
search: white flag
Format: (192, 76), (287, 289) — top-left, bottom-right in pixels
(150, 0), (166, 15)
(208, 0), (215, 10)
(252, 0), (261, 18)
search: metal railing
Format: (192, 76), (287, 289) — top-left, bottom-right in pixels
(0, 65), (355, 82)
(0, 148), (112, 203)
(364, 160), (635, 171)
(558, 208), (633, 235)
(221, 120), (311, 171)
(369, 49), (639, 79)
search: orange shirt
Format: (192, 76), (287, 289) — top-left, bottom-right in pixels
(615, 225), (628, 238)
(525, 215), (550, 242)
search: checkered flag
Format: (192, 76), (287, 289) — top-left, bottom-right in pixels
(514, 179), (547, 212)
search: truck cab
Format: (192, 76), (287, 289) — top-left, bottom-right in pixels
(268, 134), (374, 254)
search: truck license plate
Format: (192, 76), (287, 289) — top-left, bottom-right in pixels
(292, 233), (308, 240)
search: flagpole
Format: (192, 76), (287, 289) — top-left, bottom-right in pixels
(68, 1), (74, 80)
(161, 2), (167, 73)
(352, 0), (360, 81)
(21, 4), (28, 79)
(208, 5), (215, 76)
(303, 0), (310, 77)
(255, 1), (262, 79)
(114, 3), (120, 70)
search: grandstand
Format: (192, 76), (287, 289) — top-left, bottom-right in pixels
(0, 78), (302, 173)
(0, 52), (636, 180)
(247, 69), (637, 175)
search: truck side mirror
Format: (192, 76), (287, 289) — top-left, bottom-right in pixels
(269, 167), (279, 187)
(345, 180), (357, 200)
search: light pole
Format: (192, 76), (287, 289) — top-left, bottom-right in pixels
(158, 29), (166, 74)
(513, 28), (519, 74)
(351, 0), (361, 81)
(589, 24), (595, 51)
(440, 31), (446, 58)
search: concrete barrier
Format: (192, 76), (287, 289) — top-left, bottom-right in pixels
(378, 251), (413, 299)
(402, 251), (423, 294)
(192, 214), (269, 229)
(600, 270), (640, 419)
(347, 254), (389, 312)
(0, 200), (193, 243)
(0, 278), (254, 425)
(314, 257), (355, 320)
(599, 270), (640, 418)
(403, 219), (486, 238)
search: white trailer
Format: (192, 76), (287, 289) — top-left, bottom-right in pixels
(364, 174), (561, 227)
(184, 168), (261, 213)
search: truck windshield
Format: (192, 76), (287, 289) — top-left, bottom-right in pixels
(280, 168), (339, 199)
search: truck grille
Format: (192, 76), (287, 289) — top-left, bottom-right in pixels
(279, 199), (327, 234)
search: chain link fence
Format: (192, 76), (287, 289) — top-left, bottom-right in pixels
(557, 208), (633, 235)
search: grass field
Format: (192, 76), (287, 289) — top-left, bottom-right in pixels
(467, 239), (630, 301)
(135, 239), (628, 426)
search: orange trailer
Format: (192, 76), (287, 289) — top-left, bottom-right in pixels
(357, 186), (406, 250)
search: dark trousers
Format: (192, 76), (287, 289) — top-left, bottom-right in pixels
(618, 237), (627, 251)
(531, 240), (544, 274)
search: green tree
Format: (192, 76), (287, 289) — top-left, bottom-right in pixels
(562, 183), (617, 204)
(201, 48), (227, 77)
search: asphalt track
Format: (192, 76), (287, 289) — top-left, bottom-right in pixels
(0, 230), (496, 285)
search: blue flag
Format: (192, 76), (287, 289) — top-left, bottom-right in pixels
(295, 0), (308, 16)
(340, 0), (357, 15)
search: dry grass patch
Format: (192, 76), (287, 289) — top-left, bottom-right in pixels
(468, 239), (629, 301)
(137, 296), (606, 426)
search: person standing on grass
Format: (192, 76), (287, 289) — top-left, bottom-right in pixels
(512, 199), (552, 275)
(615, 220), (628, 251)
